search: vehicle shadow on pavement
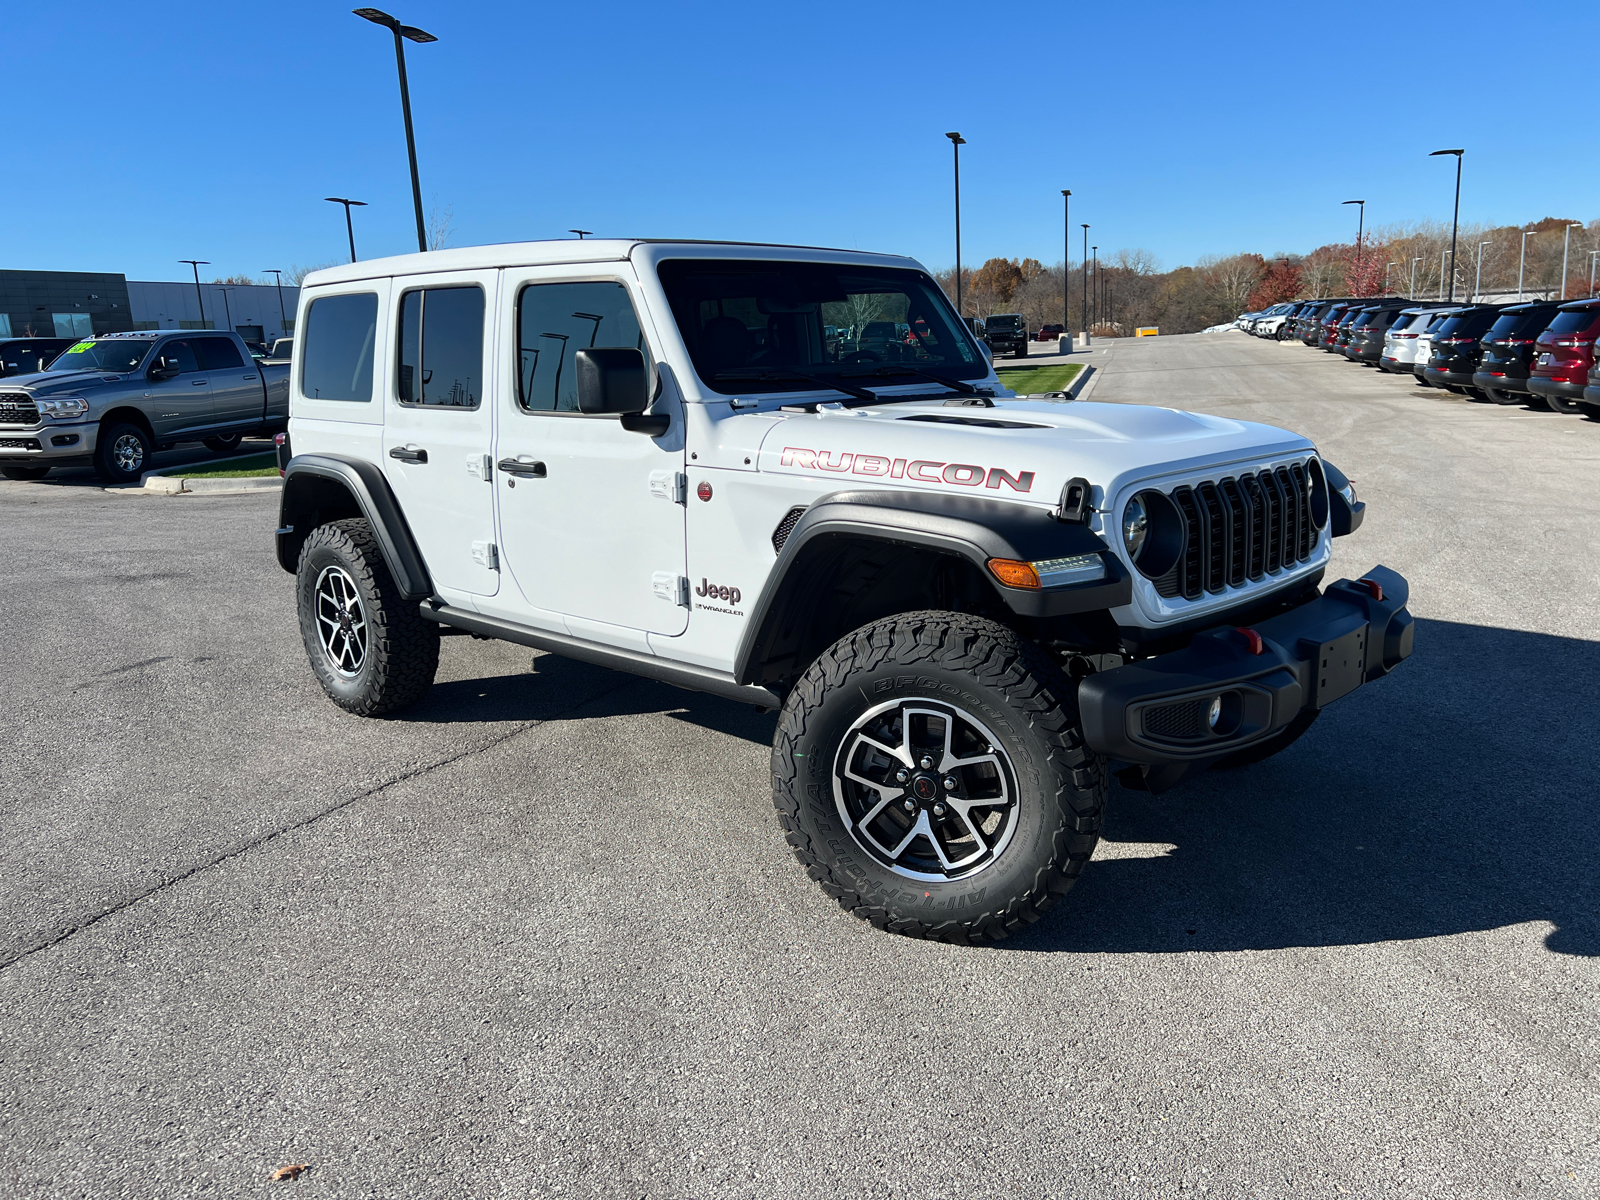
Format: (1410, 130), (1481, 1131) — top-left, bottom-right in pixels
(1011, 617), (1600, 958)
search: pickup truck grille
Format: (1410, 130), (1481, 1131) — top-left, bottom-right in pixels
(0, 394), (39, 425)
(1151, 462), (1318, 600)
(0, 437), (42, 450)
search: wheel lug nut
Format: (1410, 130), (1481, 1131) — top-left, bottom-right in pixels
(933, 803), (945, 816)
(919, 755), (934, 769)
(903, 799), (915, 812)
(895, 768), (909, 783)
(942, 775), (957, 790)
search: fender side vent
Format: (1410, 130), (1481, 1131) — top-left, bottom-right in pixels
(772, 506), (806, 553)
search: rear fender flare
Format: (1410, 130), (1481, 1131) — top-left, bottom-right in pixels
(276, 454), (432, 599)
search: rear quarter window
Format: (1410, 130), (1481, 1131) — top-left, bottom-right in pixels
(300, 293), (379, 402)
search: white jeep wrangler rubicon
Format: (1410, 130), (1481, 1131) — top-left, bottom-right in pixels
(276, 240), (1413, 943)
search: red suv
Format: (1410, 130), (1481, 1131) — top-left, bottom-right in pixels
(1035, 324), (1065, 342)
(1526, 298), (1600, 414)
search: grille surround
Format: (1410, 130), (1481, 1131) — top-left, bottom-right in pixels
(0, 394), (40, 426)
(1140, 459), (1325, 602)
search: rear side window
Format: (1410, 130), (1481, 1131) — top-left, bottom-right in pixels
(195, 336), (244, 370)
(397, 286), (484, 407)
(1546, 308), (1600, 335)
(300, 292), (378, 402)
(1391, 314), (1417, 331)
(516, 281), (644, 413)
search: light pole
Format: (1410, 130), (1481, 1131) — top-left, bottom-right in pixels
(263, 269), (287, 334)
(1438, 248), (1451, 302)
(1429, 149), (1464, 302)
(1518, 229), (1534, 299)
(1410, 257), (1421, 300)
(568, 229), (592, 240)
(1474, 241), (1491, 302)
(218, 287), (234, 335)
(1343, 199), (1366, 288)
(1560, 223), (1583, 300)
(1081, 224), (1090, 345)
(1091, 246), (1098, 333)
(354, 8), (436, 254)
(178, 260), (209, 329)
(945, 132), (965, 318)
(325, 197), (368, 263)
(1590, 249), (1599, 297)
(1060, 189), (1071, 343)
(1385, 261), (1397, 297)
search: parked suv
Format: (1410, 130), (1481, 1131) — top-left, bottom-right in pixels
(1377, 306), (1451, 374)
(0, 330), (290, 482)
(0, 338), (74, 378)
(1422, 304), (1508, 394)
(274, 239), (1412, 944)
(1470, 302), (1561, 404)
(983, 313), (1030, 357)
(1526, 298), (1600, 414)
(1345, 303), (1414, 364)
(1411, 308), (1462, 386)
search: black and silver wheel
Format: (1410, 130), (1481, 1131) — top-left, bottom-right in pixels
(296, 518), (438, 715)
(94, 421), (153, 483)
(1, 464), (50, 481)
(203, 433), (243, 453)
(772, 611), (1105, 942)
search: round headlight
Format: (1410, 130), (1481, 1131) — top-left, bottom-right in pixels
(1122, 496), (1149, 561)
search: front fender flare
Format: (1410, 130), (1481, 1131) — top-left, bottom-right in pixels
(276, 454), (432, 600)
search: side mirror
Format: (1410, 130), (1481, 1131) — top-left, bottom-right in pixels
(576, 347), (667, 435)
(149, 356), (179, 380)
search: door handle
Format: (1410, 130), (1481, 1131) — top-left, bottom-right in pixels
(389, 445), (429, 464)
(191, 379), (208, 386)
(497, 457), (545, 477)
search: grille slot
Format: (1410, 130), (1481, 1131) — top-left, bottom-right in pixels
(0, 437), (42, 450)
(1142, 698), (1211, 742)
(1151, 461), (1320, 600)
(0, 394), (39, 425)
(771, 506), (806, 553)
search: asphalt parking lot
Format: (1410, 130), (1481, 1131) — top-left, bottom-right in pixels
(3, 333), (1597, 1199)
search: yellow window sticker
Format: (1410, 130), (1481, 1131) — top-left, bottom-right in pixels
(67, 341), (96, 353)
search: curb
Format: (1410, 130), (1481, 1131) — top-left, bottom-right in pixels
(128, 450), (283, 496)
(1071, 362), (1103, 403)
(1010, 364), (1096, 404)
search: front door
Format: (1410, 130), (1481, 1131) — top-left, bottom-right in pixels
(381, 270), (499, 599)
(493, 275), (686, 636)
(194, 335), (260, 429)
(141, 337), (212, 440)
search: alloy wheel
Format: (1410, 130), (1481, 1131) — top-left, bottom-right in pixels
(314, 565), (368, 677)
(112, 433), (146, 475)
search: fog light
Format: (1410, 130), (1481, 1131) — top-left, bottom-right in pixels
(1207, 696), (1223, 730)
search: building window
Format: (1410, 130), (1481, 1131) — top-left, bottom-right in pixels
(52, 313), (93, 338)
(0, 315), (12, 338)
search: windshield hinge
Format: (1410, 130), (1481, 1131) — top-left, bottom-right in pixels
(1055, 477), (1092, 524)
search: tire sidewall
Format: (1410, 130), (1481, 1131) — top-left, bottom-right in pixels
(783, 650), (1073, 928)
(296, 535), (383, 709)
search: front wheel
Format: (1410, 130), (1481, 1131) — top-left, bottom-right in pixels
(771, 612), (1106, 943)
(94, 421), (153, 483)
(2, 464), (50, 481)
(295, 518), (439, 715)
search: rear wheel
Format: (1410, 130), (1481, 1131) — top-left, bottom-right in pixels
(94, 421), (153, 483)
(1481, 387), (1524, 405)
(772, 611), (1105, 943)
(1, 464), (50, 481)
(1545, 394), (1582, 415)
(203, 433), (243, 453)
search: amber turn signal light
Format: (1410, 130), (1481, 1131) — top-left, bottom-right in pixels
(987, 558), (1041, 589)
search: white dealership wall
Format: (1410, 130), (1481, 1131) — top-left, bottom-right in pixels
(126, 280), (300, 337)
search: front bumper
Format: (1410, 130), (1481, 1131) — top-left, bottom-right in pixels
(0, 421), (96, 464)
(1079, 564), (1413, 767)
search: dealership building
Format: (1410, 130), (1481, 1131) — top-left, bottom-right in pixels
(0, 269), (300, 343)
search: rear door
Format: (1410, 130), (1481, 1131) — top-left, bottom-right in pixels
(381, 270), (500, 599)
(195, 336), (260, 429)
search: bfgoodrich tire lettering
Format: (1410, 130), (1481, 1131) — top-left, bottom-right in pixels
(296, 517), (439, 715)
(772, 611), (1105, 943)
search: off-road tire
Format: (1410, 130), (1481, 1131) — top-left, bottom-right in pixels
(203, 434), (244, 453)
(1209, 708), (1320, 770)
(1, 465), (50, 480)
(296, 518), (439, 715)
(771, 611), (1106, 943)
(94, 421), (153, 483)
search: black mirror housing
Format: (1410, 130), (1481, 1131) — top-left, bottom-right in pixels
(148, 356), (179, 380)
(575, 347), (649, 416)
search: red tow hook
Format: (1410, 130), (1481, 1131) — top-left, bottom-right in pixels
(1234, 627), (1264, 655)
(1358, 578), (1384, 601)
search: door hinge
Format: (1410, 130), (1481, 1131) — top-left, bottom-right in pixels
(467, 453), (493, 481)
(650, 470), (687, 504)
(653, 572), (690, 606)
(472, 541), (499, 570)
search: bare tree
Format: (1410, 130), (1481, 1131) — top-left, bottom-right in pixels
(285, 263), (339, 287)
(427, 197), (454, 251)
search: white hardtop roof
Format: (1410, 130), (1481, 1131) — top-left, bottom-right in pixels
(301, 239), (925, 288)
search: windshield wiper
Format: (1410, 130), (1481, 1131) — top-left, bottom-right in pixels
(839, 366), (981, 397)
(712, 368), (878, 404)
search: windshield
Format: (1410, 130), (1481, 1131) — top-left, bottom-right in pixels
(986, 315), (1023, 329)
(45, 339), (155, 373)
(1546, 308), (1600, 335)
(658, 260), (984, 395)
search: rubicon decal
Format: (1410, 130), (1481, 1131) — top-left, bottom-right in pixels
(779, 446), (1035, 493)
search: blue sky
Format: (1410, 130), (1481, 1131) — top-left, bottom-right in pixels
(9, 1), (1597, 283)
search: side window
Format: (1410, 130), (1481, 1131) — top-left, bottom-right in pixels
(158, 339), (200, 373)
(195, 336), (244, 371)
(396, 285), (484, 407)
(516, 281), (644, 413)
(300, 293), (378, 402)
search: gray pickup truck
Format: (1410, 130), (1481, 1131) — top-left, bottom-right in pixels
(0, 330), (290, 483)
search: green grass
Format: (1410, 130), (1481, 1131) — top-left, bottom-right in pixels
(994, 362), (1084, 395)
(171, 453), (279, 479)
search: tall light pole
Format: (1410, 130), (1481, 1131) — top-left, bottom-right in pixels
(1343, 199), (1366, 288)
(1560, 223), (1583, 300)
(1438, 248), (1451, 302)
(1091, 246), (1098, 333)
(325, 197), (367, 263)
(218, 287), (234, 335)
(1474, 241), (1491, 302)
(178, 260), (209, 329)
(1590, 249), (1599, 297)
(1060, 189), (1071, 343)
(1081, 224), (1090, 345)
(568, 229), (592, 240)
(1410, 257), (1421, 301)
(1385, 261), (1398, 297)
(1518, 229), (1534, 299)
(353, 8), (437, 254)
(945, 132), (965, 318)
(1429, 149), (1464, 302)
(263, 269), (287, 334)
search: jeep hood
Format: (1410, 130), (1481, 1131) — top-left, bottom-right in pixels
(1, 370), (124, 396)
(755, 398), (1316, 510)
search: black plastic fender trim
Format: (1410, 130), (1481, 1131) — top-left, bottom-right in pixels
(733, 489), (1133, 686)
(1321, 459), (1365, 537)
(276, 454), (433, 599)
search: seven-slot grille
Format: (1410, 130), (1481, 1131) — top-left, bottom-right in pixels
(0, 394), (39, 425)
(1151, 462), (1318, 600)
